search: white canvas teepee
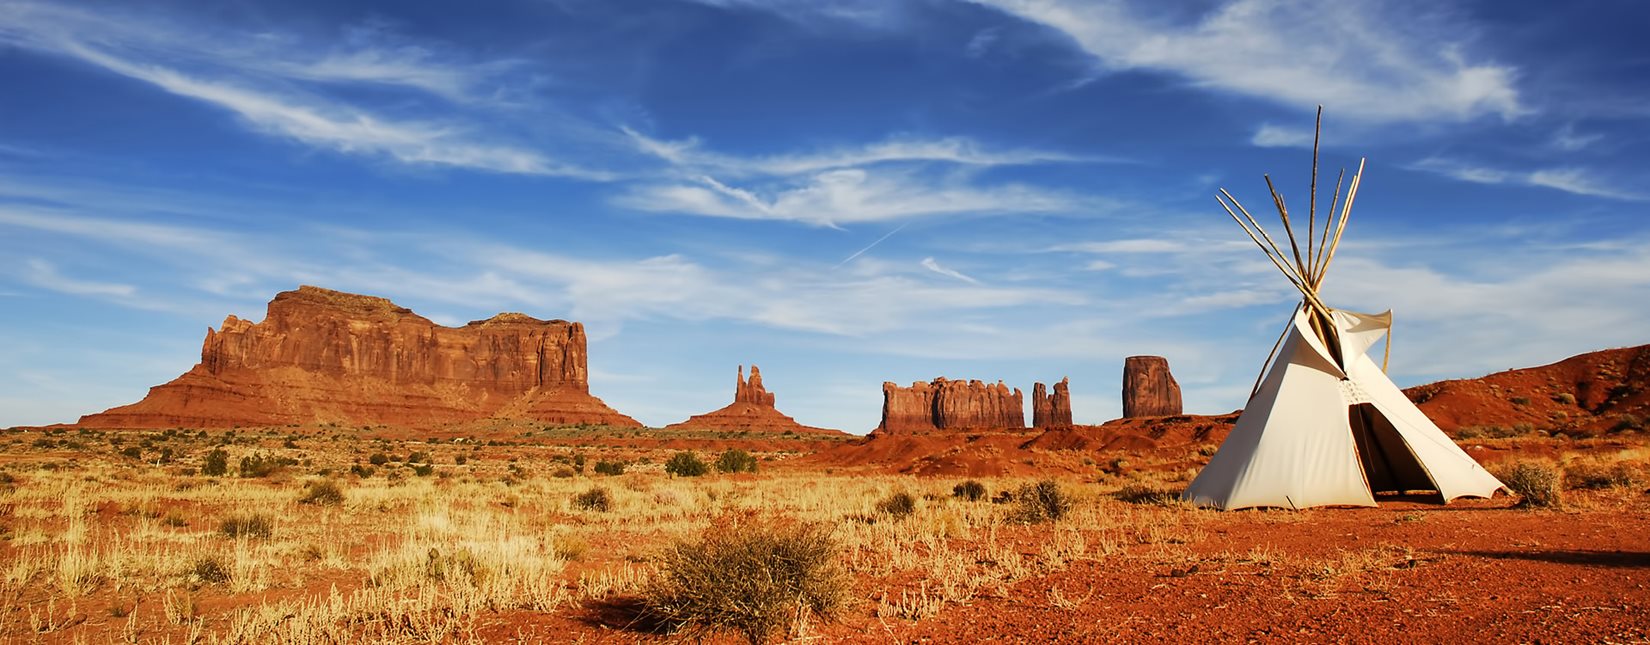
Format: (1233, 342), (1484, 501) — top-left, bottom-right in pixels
(1182, 109), (1505, 511)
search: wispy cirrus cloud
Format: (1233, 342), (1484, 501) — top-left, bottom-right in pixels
(920, 257), (980, 284)
(616, 168), (1074, 226)
(1408, 157), (1645, 201)
(623, 127), (1107, 177)
(0, 1), (605, 178)
(616, 127), (1097, 225)
(966, 0), (1525, 124)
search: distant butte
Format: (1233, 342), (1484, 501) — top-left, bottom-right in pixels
(877, 377), (1025, 433)
(665, 365), (841, 434)
(76, 285), (640, 429)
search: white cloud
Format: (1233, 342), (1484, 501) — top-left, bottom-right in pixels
(968, 0), (1525, 124)
(21, 259), (135, 298)
(617, 168), (1073, 226)
(1250, 123), (1314, 148)
(1551, 124), (1602, 152)
(920, 257), (980, 284)
(965, 27), (1003, 58)
(0, 2), (604, 178)
(622, 127), (1101, 177)
(1409, 158), (1644, 201)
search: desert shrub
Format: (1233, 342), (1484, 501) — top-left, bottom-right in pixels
(411, 463), (436, 477)
(573, 453), (587, 473)
(368, 453), (390, 466)
(573, 487), (612, 512)
(1498, 461), (1563, 508)
(349, 463), (375, 478)
(875, 491), (917, 517)
(1564, 461), (1642, 490)
(1010, 480), (1072, 523)
(1554, 392), (1577, 406)
(299, 479), (345, 506)
(219, 513), (274, 539)
(593, 459), (626, 476)
(454, 454), (468, 466)
(405, 451), (429, 464)
(238, 453), (295, 478)
(715, 449), (759, 474)
(1115, 484), (1179, 506)
(201, 448), (229, 476)
(645, 515), (847, 644)
(1509, 396), (1531, 406)
(665, 452), (709, 478)
(549, 466), (576, 478)
(120, 446), (143, 460)
(951, 480), (986, 502)
(191, 557), (230, 584)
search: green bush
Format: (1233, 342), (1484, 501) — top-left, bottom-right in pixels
(1498, 461), (1563, 508)
(875, 491), (917, 517)
(368, 453), (390, 466)
(202, 448), (229, 476)
(665, 452), (709, 477)
(299, 479), (345, 506)
(951, 480), (986, 502)
(593, 459), (626, 476)
(411, 463), (435, 477)
(1010, 480), (1072, 523)
(238, 453), (295, 478)
(715, 449), (758, 474)
(219, 513), (274, 539)
(645, 515), (847, 644)
(573, 487), (612, 512)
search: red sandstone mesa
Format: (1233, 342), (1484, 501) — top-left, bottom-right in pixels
(878, 377), (1025, 433)
(1032, 377), (1073, 429)
(76, 286), (640, 429)
(1122, 356), (1182, 418)
(665, 365), (838, 434)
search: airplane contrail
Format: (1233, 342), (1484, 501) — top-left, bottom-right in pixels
(833, 222), (908, 268)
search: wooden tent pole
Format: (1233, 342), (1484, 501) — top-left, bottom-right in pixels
(1382, 312), (1393, 374)
(1219, 188), (1312, 288)
(1312, 168), (1345, 281)
(1315, 158), (1365, 289)
(1307, 106), (1322, 276)
(1216, 196), (1335, 318)
(1264, 174), (1308, 277)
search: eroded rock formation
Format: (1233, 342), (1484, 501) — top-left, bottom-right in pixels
(878, 378), (1024, 433)
(1122, 356), (1183, 418)
(77, 286), (640, 428)
(1032, 377), (1073, 429)
(665, 365), (839, 434)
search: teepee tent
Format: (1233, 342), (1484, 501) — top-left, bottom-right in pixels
(1182, 109), (1505, 510)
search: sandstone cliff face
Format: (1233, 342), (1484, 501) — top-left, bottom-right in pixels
(878, 378), (1024, 433)
(78, 286), (640, 429)
(1122, 356), (1182, 418)
(665, 365), (839, 434)
(1032, 377), (1073, 429)
(1406, 343), (1650, 437)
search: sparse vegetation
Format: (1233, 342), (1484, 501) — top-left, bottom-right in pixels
(645, 515), (847, 644)
(1010, 480), (1072, 523)
(715, 448), (758, 474)
(593, 459), (626, 476)
(298, 479), (345, 505)
(573, 486), (612, 512)
(665, 451), (710, 477)
(876, 490), (918, 517)
(1498, 461), (1563, 508)
(202, 448), (229, 476)
(1564, 461), (1642, 490)
(952, 480), (986, 501)
(218, 513), (275, 539)
(1115, 484), (1179, 506)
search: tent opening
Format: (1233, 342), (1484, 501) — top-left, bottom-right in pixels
(1348, 403), (1441, 499)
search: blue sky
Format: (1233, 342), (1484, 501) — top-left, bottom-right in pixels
(2, 0), (1648, 432)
